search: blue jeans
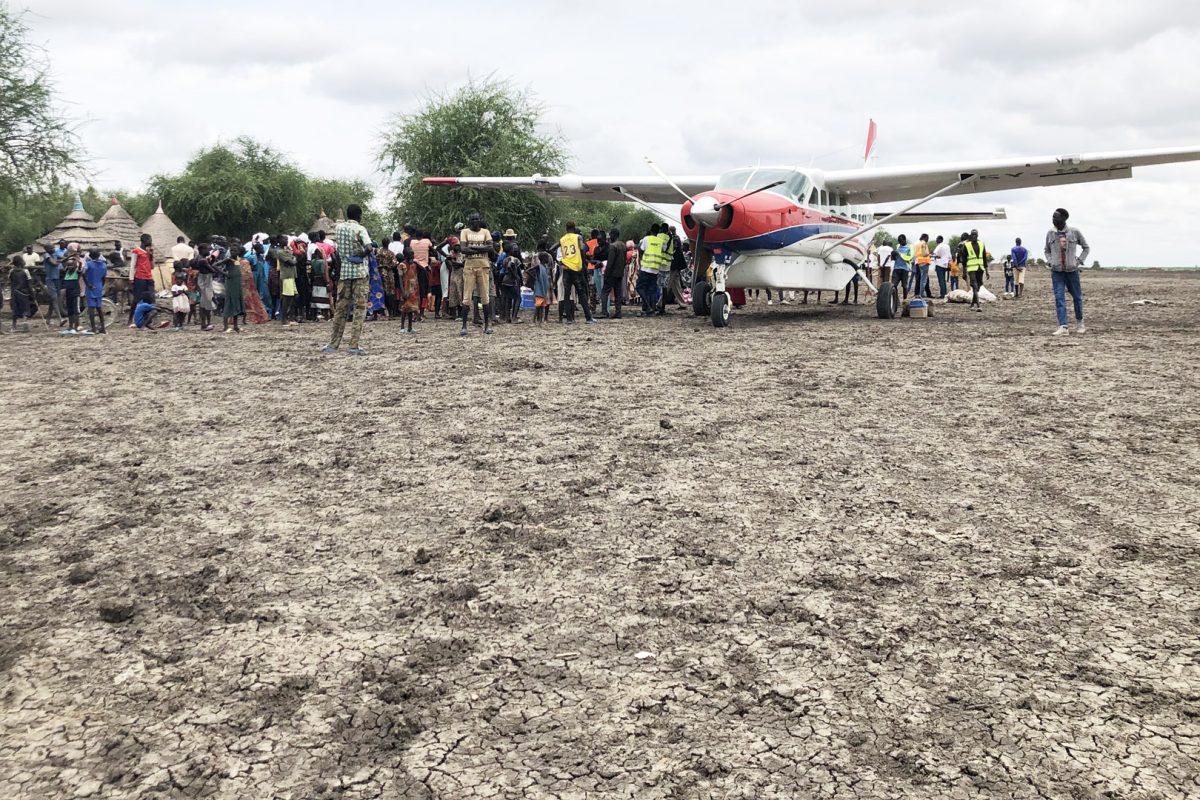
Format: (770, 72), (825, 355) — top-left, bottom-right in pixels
(1051, 270), (1084, 326)
(636, 271), (657, 314)
(935, 266), (948, 297)
(915, 267), (929, 296)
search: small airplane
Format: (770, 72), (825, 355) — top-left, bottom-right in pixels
(424, 123), (1200, 326)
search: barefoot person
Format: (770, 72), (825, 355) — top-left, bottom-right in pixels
(1046, 208), (1089, 336)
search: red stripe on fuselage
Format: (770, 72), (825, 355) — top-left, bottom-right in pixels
(681, 191), (860, 244)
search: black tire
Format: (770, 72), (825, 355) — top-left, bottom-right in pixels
(692, 279), (710, 317)
(710, 291), (730, 327)
(876, 281), (899, 319)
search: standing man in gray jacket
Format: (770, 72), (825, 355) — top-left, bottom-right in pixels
(1045, 207), (1090, 336)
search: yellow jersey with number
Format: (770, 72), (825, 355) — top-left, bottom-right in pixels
(559, 233), (584, 272)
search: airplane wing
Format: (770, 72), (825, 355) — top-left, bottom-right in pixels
(422, 174), (717, 203)
(873, 209), (1007, 224)
(825, 146), (1200, 205)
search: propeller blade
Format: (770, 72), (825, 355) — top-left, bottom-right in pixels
(644, 157), (695, 204)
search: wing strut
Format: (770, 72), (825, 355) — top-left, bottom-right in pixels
(613, 187), (679, 228)
(820, 174), (978, 257)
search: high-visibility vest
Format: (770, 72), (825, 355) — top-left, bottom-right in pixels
(559, 233), (584, 272)
(915, 241), (931, 265)
(661, 233), (676, 265)
(964, 241), (986, 272)
(642, 235), (664, 272)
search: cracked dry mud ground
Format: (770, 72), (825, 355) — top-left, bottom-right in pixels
(2, 269), (1198, 799)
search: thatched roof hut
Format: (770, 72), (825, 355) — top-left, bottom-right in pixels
(38, 193), (113, 250)
(97, 197), (141, 249)
(139, 200), (189, 255)
(312, 209), (337, 237)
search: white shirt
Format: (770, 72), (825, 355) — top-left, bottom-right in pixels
(388, 241), (405, 257)
(170, 242), (194, 262)
(876, 245), (894, 267)
(932, 242), (951, 267)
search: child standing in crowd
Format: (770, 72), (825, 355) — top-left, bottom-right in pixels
(171, 271), (190, 331)
(399, 246), (421, 334)
(185, 259), (200, 326)
(309, 245), (329, 321)
(1003, 255), (1015, 295)
(83, 248), (107, 335)
(60, 243), (83, 334)
(531, 243), (552, 323)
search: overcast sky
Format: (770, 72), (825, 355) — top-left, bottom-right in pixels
(21, 0), (1200, 265)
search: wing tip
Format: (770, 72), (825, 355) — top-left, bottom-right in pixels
(422, 177), (459, 186)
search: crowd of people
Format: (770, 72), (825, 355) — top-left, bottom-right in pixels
(1, 204), (1092, 341)
(861, 207), (1090, 332)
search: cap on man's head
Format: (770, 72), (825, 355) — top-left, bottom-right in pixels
(1055, 207), (1070, 220)
(503, 228), (517, 237)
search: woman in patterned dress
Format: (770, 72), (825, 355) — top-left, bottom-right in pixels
(377, 239), (399, 319)
(367, 251), (387, 319)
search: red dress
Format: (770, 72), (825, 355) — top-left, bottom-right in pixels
(400, 261), (421, 313)
(239, 259), (270, 323)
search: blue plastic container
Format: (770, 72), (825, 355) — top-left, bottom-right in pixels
(520, 287), (535, 310)
(908, 299), (927, 309)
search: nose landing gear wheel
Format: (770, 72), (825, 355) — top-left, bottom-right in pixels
(692, 280), (710, 317)
(710, 291), (730, 327)
(876, 281), (899, 319)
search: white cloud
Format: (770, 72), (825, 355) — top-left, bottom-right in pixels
(18, 0), (1200, 265)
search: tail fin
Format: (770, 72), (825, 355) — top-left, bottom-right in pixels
(862, 119), (878, 166)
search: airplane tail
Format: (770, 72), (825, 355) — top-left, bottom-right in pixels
(862, 119), (878, 167)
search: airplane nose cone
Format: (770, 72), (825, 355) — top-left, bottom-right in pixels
(690, 195), (723, 227)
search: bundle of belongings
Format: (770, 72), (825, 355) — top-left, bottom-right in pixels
(945, 286), (998, 303)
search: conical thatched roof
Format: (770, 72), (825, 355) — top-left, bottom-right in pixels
(38, 193), (113, 249)
(97, 197), (141, 249)
(312, 209), (337, 236)
(139, 200), (189, 257)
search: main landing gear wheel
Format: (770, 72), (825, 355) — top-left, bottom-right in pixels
(710, 291), (730, 328)
(876, 281), (899, 319)
(692, 280), (710, 317)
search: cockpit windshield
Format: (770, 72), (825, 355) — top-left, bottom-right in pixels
(715, 168), (810, 203)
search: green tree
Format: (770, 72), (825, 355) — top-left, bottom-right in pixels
(377, 78), (568, 249)
(0, 179), (75, 253)
(147, 137), (309, 240)
(872, 228), (897, 248)
(303, 177), (382, 237)
(0, 3), (84, 197)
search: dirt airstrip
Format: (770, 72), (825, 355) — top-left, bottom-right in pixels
(2, 268), (1198, 799)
